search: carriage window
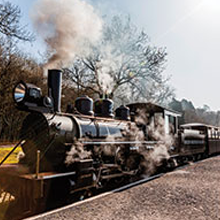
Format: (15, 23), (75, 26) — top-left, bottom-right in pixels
(208, 129), (212, 138)
(211, 129), (216, 139)
(211, 130), (214, 139)
(212, 130), (215, 139)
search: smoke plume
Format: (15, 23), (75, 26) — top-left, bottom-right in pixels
(96, 62), (115, 95)
(95, 46), (124, 95)
(31, 0), (103, 68)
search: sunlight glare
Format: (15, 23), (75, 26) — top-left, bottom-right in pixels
(203, 0), (220, 12)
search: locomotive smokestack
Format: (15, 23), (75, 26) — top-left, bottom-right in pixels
(48, 69), (62, 112)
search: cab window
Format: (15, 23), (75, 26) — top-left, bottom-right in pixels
(208, 129), (212, 138)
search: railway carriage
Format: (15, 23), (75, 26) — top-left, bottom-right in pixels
(181, 123), (220, 156)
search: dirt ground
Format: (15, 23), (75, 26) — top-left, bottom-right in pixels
(27, 156), (220, 220)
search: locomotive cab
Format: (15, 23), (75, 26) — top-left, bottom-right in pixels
(127, 102), (181, 139)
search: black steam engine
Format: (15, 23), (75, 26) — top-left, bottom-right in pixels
(1, 69), (220, 219)
(14, 69), (148, 175)
(3, 69), (164, 216)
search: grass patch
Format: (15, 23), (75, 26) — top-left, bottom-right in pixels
(0, 146), (22, 164)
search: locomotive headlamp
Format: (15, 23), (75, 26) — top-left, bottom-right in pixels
(13, 82), (26, 103)
(13, 81), (42, 104)
(13, 81), (54, 112)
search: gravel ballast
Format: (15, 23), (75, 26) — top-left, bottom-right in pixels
(28, 157), (220, 220)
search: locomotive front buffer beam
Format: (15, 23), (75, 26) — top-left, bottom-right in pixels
(0, 164), (78, 219)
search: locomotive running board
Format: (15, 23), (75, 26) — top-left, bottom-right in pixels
(41, 171), (76, 180)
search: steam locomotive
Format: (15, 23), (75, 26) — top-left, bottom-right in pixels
(14, 70), (152, 174)
(13, 69), (220, 189)
(1, 69), (220, 218)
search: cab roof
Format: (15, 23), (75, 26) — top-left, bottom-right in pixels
(127, 102), (181, 117)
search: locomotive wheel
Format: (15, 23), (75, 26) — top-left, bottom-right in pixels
(166, 158), (178, 170)
(202, 152), (208, 159)
(192, 155), (197, 162)
(78, 189), (93, 201)
(197, 154), (203, 161)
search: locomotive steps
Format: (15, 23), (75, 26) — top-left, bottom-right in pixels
(24, 156), (220, 220)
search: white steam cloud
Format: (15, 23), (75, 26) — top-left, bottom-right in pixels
(96, 45), (124, 95)
(31, 0), (103, 68)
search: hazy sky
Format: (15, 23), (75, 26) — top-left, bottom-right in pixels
(12, 0), (220, 110)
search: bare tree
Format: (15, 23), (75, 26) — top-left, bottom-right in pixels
(0, 42), (44, 141)
(0, 1), (38, 141)
(63, 15), (174, 105)
(0, 1), (34, 42)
